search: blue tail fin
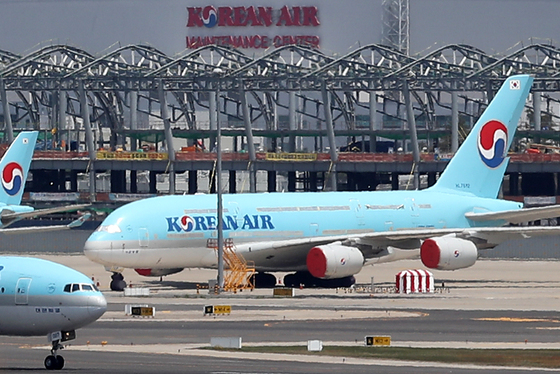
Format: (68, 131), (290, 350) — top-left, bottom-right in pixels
(429, 75), (533, 198)
(0, 131), (38, 205)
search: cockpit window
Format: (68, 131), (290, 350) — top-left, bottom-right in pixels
(63, 283), (99, 293)
(96, 224), (122, 233)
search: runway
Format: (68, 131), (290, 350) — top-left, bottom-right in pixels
(1, 256), (560, 372)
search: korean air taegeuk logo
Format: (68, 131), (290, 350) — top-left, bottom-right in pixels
(2, 162), (23, 196)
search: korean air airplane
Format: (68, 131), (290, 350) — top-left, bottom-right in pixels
(0, 256), (106, 370)
(84, 74), (560, 290)
(0, 131), (89, 232)
(0, 132), (105, 370)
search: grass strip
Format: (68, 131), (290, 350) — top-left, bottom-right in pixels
(209, 346), (560, 368)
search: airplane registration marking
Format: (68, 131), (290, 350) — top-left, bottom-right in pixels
(455, 183), (471, 189)
(35, 307), (61, 314)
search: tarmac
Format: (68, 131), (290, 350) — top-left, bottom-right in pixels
(0, 254), (557, 371)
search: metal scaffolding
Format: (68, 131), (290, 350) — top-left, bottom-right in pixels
(2, 42), (560, 194)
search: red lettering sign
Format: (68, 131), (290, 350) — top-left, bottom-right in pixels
(186, 6), (320, 28)
(187, 34), (318, 49)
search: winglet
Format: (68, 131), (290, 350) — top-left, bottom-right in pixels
(67, 213), (92, 228)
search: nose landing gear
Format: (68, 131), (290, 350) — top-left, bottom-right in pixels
(110, 272), (127, 291)
(44, 340), (64, 370)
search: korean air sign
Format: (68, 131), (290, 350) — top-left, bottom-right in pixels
(186, 5), (321, 49)
(187, 6), (320, 28)
(166, 214), (275, 232)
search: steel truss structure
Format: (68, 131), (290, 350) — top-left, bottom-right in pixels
(1, 42), (560, 192)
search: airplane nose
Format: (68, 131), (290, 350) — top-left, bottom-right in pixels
(83, 240), (109, 264)
(88, 294), (107, 320)
(83, 240), (98, 260)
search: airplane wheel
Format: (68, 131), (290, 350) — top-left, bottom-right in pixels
(110, 279), (126, 291)
(56, 355), (64, 370)
(251, 273), (277, 288)
(44, 355), (57, 370)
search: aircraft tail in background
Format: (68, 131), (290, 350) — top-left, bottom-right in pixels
(0, 131), (37, 206)
(429, 75), (533, 199)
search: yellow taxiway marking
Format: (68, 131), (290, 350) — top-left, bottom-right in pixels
(474, 317), (560, 323)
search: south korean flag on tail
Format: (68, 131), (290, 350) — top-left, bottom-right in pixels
(510, 79), (521, 90)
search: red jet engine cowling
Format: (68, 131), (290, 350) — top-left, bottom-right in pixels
(420, 237), (477, 270)
(306, 244), (364, 279)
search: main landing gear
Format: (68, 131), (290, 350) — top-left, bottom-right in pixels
(44, 340), (64, 370)
(110, 272), (127, 291)
(283, 271), (356, 288)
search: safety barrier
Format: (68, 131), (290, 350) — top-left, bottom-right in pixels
(123, 287), (150, 296)
(210, 337), (242, 349)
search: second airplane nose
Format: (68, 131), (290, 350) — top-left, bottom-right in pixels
(87, 294), (107, 319)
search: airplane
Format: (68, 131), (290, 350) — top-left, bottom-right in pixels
(0, 131), (105, 370)
(0, 256), (107, 370)
(83, 74), (560, 290)
(0, 131), (90, 232)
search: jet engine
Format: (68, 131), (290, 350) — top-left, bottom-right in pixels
(134, 268), (184, 277)
(420, 237), (477, 270)
(306, 243), (364, 279)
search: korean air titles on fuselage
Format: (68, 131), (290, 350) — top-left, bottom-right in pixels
(166, 213), (275, 233)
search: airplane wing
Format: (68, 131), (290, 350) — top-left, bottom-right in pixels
(0, 213), (92, 235)
(239, 225), (560, 271)
(0, 204), (90, 223)
(465, 205), (560, 224)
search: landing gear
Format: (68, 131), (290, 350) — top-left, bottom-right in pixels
(44, 341), (64, 370)
(251, 272), (277, 288)
(110, 272), (127, 291)
(283, 271), (356, 288)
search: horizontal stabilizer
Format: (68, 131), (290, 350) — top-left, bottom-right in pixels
(465, 205), (560, 224)
(0, 212), (91, 235)
(1, 204), (90, 222)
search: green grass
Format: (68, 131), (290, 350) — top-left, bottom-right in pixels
(209, 346), (560, 368)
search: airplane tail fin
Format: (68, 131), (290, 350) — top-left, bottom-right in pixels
(0, 131), (38, 205)
(429, 75), (533, 198)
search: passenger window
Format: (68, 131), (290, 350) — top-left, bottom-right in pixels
(72, 284), (80, 292)
(64, 284), (71, 293)
(82, 284), (93, 291)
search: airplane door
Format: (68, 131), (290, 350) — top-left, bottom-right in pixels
(309, 223), (320, 236)
(406, 198), (420, 226)
(138, 228), (149, 248)
(227, 201), (245, 229)
(15, 278), (31, 305)
(349, 199), (365, 226)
